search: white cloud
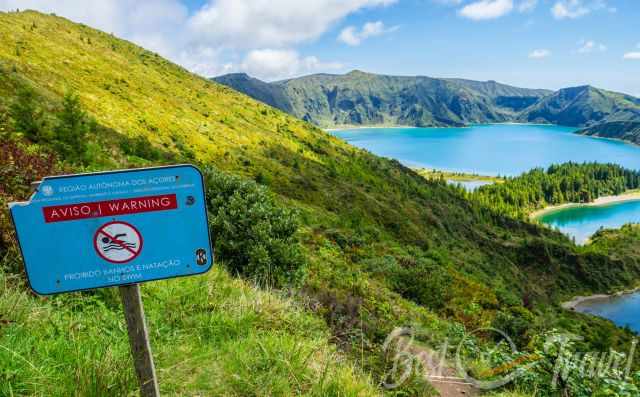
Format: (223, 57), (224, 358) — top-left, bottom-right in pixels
(444, 0), (532, 14)
(174, 46), (233, 77)
(433, 0), (465, 5)
(338, 21), (398, 46)
(187, 0), (397, 49)
(551, 0), (589, 19)
(458, 0), (514, 21)
(551, 0), (607, 20)
(239, 49), (342, 80)
(619, 43), (640, 61)
(529, 49), (551, 58)
(0, 0), (395, 79)
(577, 40), (607, 53)
(5, 0), (191, 57)
(337, 27), (360, 46)
(518, 0), (538, 13)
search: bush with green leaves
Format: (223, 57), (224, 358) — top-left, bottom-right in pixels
(205, 168), (305, 287)
(54, 91), (90, 163)
(9, 87), (47, 141)
(10, 89), (92, 164)
(119, 135), (163, 161)
(362, 254), (453, 311)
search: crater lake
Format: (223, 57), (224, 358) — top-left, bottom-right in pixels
(332, 124), (640, 176)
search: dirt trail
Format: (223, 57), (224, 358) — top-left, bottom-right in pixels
(406, 341), (479, 397)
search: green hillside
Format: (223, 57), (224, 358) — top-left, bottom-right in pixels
(518, 85), (640, 127)
(2, 10), (640, 396)
(587, 224), (640, 261)
(578, 121), (640, 144)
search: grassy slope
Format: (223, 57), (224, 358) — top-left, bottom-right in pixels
(2, 10), (640, 395)
(1, 11), (327, 169)
(587, 224), (640, 263)
(0, 266), (379, 396)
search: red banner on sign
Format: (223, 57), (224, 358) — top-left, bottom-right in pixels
(43, 194), (178, 223)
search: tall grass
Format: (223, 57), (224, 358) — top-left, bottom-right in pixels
(0, 266), (378, 396)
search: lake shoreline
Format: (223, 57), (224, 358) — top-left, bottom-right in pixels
(324, 125), (419, 132)
(327, 123), (640, 149)
(325, 122), (559, 132)
(561, 287), (640, 311)
(578, 131), (640, 149)
(414, 167), (503, 183)
(530, 190), (640, 219)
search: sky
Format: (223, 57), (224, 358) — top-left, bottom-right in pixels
(1, 0), (639, 95)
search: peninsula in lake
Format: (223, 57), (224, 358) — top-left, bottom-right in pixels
(214, 70), (640, 144)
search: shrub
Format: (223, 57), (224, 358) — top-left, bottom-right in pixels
(54, 91), (89, 163)
(392, 259), (453, 311)
(362, 254), (453, 311)
(205, 168), (305, 287)
(491, 306), (534, 346)
(120, 135), (162, 161)
(9, 87), (47, 141)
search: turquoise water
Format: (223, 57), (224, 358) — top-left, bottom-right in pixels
(332, 124), (640, 176)
(574, 293), (640, 332)
(538, 200), (640, 244)
(448, 180), (494, 192)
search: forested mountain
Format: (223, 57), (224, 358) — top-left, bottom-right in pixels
(214, 71), (640, 142)
(3, 10), (640, 395)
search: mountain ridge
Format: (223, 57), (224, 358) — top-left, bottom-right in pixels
(214, 70), (551, 128)
(213, 71), (640, 141)
(518, 85), (640, 127)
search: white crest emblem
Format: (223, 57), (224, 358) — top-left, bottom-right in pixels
(41, 185), (54, 196)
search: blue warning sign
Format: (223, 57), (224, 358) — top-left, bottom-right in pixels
(9, 165), (213, 294)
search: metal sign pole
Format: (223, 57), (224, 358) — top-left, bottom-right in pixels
(119, 283), (160, 397)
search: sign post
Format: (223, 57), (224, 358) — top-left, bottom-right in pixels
(9, 165), (213, 396)
(120, 284), (160, 397)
